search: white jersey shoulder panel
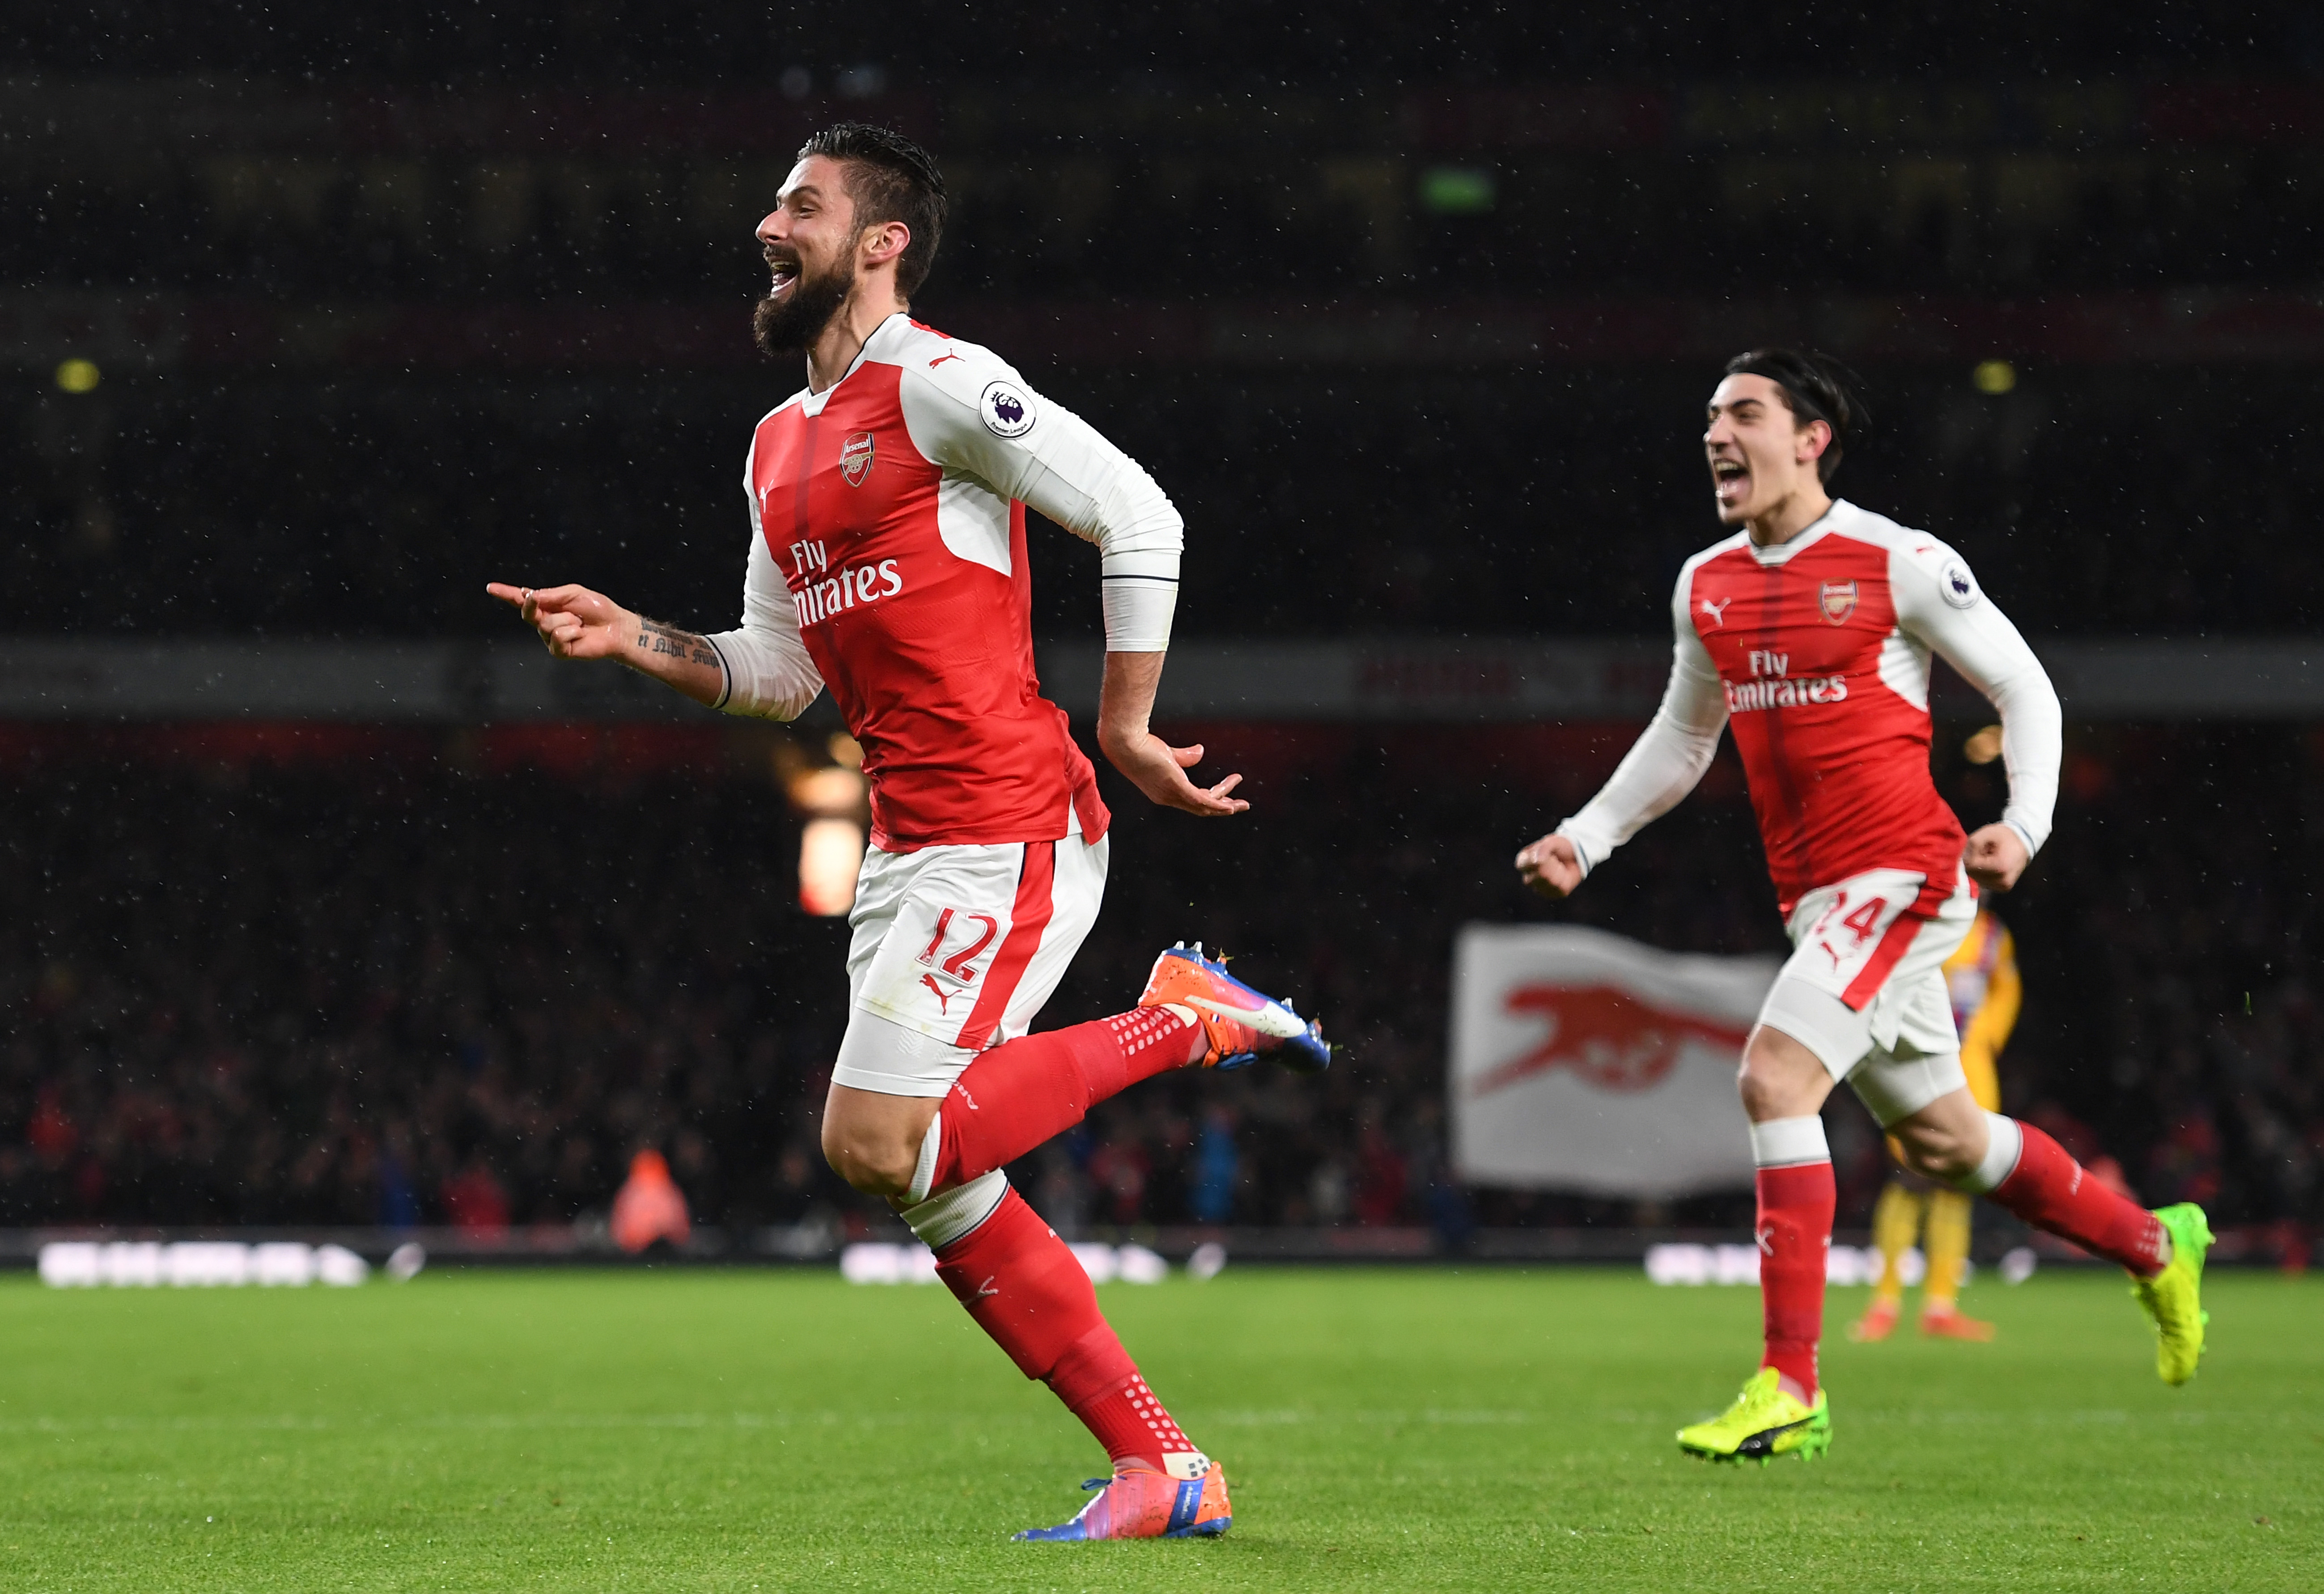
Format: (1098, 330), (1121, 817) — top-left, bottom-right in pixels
(1842, 502), (2062, 855)
(873, 320), (1020, 577)
(881, 315), (1184, 653)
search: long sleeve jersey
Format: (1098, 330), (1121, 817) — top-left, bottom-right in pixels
(1558, 500), (2062, 916)
(703, 313), (1184, 852)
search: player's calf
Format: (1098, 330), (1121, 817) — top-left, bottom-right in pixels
(1938, 1110), (2209, 1379)
(902, 946), (1324, 1203)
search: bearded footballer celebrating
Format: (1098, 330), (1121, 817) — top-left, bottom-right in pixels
(1515, 350), (2211, 1463)
(489, 123), (1328, 1540)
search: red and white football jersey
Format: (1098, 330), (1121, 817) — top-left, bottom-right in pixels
(1561, 500), (2060, 917)
(704, 314), (1183, 854)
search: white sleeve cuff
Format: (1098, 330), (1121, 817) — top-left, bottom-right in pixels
(1101, 577), (1176, 652)
(706, 625), (822, 720)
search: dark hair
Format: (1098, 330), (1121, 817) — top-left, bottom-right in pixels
(1722, 348), (1866, 484)
(797, 123), (948, 298)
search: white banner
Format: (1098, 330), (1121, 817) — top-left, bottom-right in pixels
(1449, 924), (1780, 1197)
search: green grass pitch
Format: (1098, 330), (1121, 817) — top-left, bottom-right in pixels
(0, 1266), (2313, 1591)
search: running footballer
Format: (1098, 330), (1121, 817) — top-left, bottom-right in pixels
(1515, 351), (2210, 1463)
(490, 124), (1327, 1541)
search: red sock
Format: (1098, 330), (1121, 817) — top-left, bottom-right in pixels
(931, 1186), (1193, 1471)
(932, 1009), (1198, 1189)
(1052, 1355), (1197, 1473)
(1988, 1123), (2167, 1276)
(1756, 1162), (1835, 1399)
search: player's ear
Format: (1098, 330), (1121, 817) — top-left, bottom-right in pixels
(861, 220), (912, 270)
(1798, 418), (1832, 467)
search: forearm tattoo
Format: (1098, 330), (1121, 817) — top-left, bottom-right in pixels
(636, 617), (721, 669)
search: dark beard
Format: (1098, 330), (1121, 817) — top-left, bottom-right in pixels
(751, 260), (853, 356)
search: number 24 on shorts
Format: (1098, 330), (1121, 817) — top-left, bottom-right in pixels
(1808, 891), (1890, 972)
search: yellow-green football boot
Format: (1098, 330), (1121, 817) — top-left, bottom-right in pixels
(2132, 1202), (2213, 1385)
(1677, 1367), (1831, 1465)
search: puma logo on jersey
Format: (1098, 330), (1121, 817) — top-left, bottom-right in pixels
(921, 974), (954, 1013)
(1699, 596), (1732, 627)
(928, 350), (963, 367)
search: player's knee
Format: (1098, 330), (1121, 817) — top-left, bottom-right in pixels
(1736, 1034), (1825, 1121)
(1735, 1064), (1787, 1122)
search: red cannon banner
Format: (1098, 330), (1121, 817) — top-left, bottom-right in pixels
(1450, 925), (1779, 1196)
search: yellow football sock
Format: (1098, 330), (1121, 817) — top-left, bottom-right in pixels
(1924, 1188), (1973, 1310)
(1870, 1181), (1924, 1305)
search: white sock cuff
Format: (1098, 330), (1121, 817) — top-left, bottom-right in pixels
(904, 1113), (943, 1206)
(1749, 1115), (1831, 1169)
(900, 1170), (1008, 1253)
(1953, 1111), (2023, 1195)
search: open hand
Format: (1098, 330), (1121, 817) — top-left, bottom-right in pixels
(487, 581), (634, 660)
(1515, 831), (1584, 899)
(1100, 732), (1248, 817)
(1963, 823), (2029, 893)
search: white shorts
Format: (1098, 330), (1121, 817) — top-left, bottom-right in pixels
(1755, 866), (1978, 1126)
(828, 830), (1108, 1098)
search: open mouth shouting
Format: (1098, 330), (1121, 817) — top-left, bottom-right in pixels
(764, 249), (801, 298)
(1710, 455), (1750, 507)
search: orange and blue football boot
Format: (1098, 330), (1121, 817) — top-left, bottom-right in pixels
(1014, 1461), (1233, 1542)
(1138, 942), (1330, 1073)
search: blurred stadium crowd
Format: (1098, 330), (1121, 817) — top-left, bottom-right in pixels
(4, 721), (2316, 1255)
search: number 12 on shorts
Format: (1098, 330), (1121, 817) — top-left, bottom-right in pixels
(917, 906), (1000, 986)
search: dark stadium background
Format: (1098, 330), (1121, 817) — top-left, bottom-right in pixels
(5, 3), (2319, 1266)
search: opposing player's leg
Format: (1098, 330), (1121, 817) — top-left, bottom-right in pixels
(1917, 1189), (1992, 1339)
(1916, 1034), (2002, 1340)
(1850, 1177), (1921, 1342)
(1679, 1023), (1835, 1463)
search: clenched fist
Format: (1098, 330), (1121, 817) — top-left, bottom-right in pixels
(1515, 831), (1584, 900)
(1963, 823), (2029, 893)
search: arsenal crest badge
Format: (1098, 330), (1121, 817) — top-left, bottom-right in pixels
(839, 430), (875, 487)
(1818, 579), (1858, 625)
